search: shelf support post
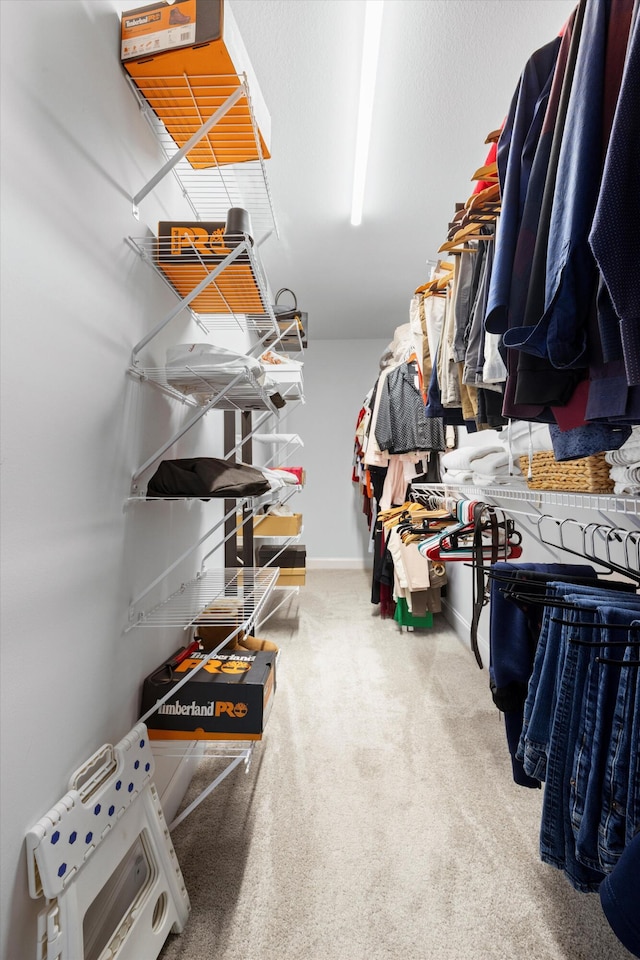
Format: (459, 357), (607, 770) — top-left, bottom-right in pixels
(224, 412), (238, 567)
(241, 411), (254, 569)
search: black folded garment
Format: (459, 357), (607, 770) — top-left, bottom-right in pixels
(147, 457), (271, 499)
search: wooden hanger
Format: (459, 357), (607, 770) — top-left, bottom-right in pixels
(466, 183), (500, 209)
(438, 222), (480, 252)
(471, 161), (498, 181)
(485, 127), (502, 144)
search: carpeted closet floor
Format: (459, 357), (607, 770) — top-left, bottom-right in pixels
(159, 570), (633, 960)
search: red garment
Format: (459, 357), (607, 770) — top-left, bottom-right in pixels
(472, 140), (499, 194)
(273, 466), (304, 483)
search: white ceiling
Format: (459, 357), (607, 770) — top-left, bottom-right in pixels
(229, 0), (576, 341)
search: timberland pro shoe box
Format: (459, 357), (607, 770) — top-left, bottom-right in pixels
(141, 649), (275, 741)
(156, 221), (262, 314)
(121, 1), (271, 167)
(252, 513), (303, 537)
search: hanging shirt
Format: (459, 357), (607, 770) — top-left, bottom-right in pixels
(374, 360), (445, 455)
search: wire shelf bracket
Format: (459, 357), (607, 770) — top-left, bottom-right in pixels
(131, 84), (245, 218)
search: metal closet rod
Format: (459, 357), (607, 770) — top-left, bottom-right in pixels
(535, 515), (640, 582)
(409, 487), (640, 579)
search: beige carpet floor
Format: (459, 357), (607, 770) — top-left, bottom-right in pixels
(159, 569), (634, 960)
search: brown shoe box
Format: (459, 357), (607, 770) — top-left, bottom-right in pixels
(141, 649), (275, 741)
(252, 513), (303, 537)
(276, 569), (306, 587)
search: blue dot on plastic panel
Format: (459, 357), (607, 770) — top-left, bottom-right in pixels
(94, 804), (101, 816)
(108, 805), (115, 817)
(85, 832), (93, 844)
(128, 782), (134, 793)
(145, 763), (150, 772)
(134, 760), (140, 770)
(115, 780), (122, 791)
(58, 863), (66, 877)
(69, 832), (77, 845)
(51, 831), (60, 845)
(140, 739), (145, 748)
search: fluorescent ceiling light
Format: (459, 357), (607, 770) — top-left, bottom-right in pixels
(350, 0), (384, 226)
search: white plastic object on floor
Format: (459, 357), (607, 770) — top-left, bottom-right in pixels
(25, 723), (190, 960)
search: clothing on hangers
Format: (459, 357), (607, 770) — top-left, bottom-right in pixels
(514, 583), (640, 892)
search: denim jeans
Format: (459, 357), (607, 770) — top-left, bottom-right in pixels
(518, 600), (563, 781)
(514, 583), (640, 890)
(597, 611), (640, 873)
(539, 599), (606, 891)
(517, 583), (633, 781)
(571, 605), (640, 873)
(626, 663), (640, 847)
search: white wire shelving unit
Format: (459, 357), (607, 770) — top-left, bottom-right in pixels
(129, 565), (278, 633)
(127, 231), (280, 344)
(134, 564), (280, 831)
(153, 740), (257, 832)
(411, 482), (640, 519)
(126, 73), (278, 238)
(123, 58), (304, 832)
(130, 363), (283, 410)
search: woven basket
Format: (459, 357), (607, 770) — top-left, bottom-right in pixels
(518, 451), (614, 493)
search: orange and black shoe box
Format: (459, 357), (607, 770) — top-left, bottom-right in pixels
(155, 221), (262, 314)
(141, 649), (276, 741)
(120, 0), (271, 167)
(157, 220), (243, 263)
(121, 1), (221, 64)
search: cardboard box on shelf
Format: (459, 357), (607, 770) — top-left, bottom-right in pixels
(276, 568), (306, 587)
(252, 513), (303, 537)
(121, 0), (271, 167)
(141, 649), (275, 741)
(121, 0), (220, 60)
(264, 317), (308, 350)
(257, 544), (306, 569)
(155, 220), (263, 314)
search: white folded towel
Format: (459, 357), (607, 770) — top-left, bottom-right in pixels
(472, 473), (527, 487)
(468, 449), (510, 475)
(441, 444), (505, 471)
(613, 482), (640, 495)
(605, 426), (640, 465)
(609, 465), (640, 484)
(605, 446), (640, 466)
(442, 469), (474, 482)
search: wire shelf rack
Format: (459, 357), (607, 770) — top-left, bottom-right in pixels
(129, 480), (302, 508)
(127, 231), (279, 337)
(129, 566), (279, 631)
(129, 363), (282, 412)
(411, 482), (640, 518)
(127, 73), (277, 236)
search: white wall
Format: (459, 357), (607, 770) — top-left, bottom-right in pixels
(0, 2), (239, 952)
(0, 6), (384, 948)
(278, 338), (390, 566)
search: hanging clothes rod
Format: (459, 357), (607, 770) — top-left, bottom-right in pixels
(535, 515), (640, 583)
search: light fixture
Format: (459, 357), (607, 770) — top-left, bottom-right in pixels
(350, 0), (384, 226)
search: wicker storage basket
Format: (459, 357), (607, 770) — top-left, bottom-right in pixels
(518, 451), (614, 493)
